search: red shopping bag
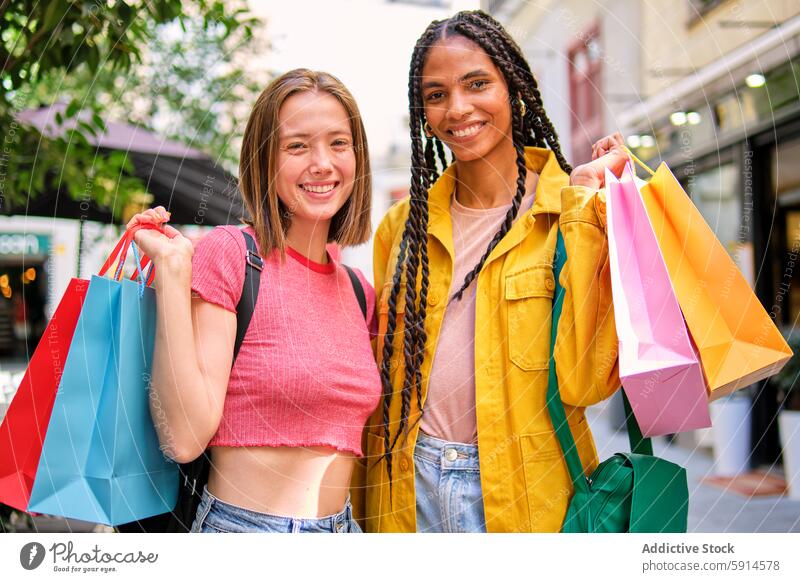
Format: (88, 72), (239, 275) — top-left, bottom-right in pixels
(0, 278), (88, 511)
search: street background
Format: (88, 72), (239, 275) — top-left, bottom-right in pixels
(1, 0), (799, 533)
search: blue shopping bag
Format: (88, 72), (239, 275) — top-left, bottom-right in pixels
(28, 227), (178, 525)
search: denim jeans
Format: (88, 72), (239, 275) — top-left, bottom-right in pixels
(190, 486), (362, 533)
(414, 431), (487, 533)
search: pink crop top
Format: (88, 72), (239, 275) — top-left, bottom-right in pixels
(190, 225), (381, 456)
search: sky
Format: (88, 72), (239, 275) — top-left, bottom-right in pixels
(249, 0), (480, 159)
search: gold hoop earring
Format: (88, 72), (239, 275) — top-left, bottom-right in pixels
(518, 97), (527, 118)
(424, 121), (434, 138)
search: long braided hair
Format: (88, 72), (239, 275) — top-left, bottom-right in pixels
(378, 10), (573, 489)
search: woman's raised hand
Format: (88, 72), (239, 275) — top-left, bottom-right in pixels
(127, 206), (194, 283)
(569, 132), (631, 189)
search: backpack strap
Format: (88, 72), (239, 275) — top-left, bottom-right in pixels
(344, 264), (367, 321)
(176, 230), (263, 529)
(233, 231), (262, 362)
(181, 230), (261, 515)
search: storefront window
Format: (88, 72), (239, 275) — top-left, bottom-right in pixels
(772, 137), (800, 328)
(635, 59), (800, 168)
(684, 162), (755, 287)
(690, 163), (740, 243)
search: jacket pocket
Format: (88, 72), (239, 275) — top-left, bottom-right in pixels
(518, 415), (597, 532)
(505, 266), (555, 371)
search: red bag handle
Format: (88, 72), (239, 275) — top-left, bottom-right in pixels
(98, 224), (163, 282)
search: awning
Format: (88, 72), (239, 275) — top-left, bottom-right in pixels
(6, 104), (248, 226)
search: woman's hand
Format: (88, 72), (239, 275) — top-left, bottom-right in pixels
(569, 132), (630, 189)
(127, 206), (194, 286)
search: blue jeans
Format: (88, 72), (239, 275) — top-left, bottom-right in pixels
(414, 431), (487, 533)
(190, 486), (362, 533)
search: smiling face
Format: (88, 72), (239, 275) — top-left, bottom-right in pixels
(274, 90), (356, 237)
(420, 34), (513, 163)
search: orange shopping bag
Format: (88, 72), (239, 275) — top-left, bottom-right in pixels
(629, 152), (792, 399)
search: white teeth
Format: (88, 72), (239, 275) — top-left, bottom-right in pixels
(451, 123), (483, 138)
(300, 184), (335, 193)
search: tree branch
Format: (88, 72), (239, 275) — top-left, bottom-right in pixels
(2, 23), (50, 76)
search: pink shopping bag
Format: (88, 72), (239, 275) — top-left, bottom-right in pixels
(605, 163), (711, 436)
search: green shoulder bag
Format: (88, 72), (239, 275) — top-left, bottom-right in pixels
(549, 230), (689, 533)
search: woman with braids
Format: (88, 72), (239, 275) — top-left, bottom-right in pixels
(351, 10), (628, 533)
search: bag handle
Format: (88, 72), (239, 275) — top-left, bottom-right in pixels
(622, 145), (656, 177)
(129, 254), (156, 287)
(545, 229), (590, 493)
(623, 388), (653, 456)
(98, 224), (163, 281)
(545, 227), (653, 494)
(129, 242), (155, 297)
(98, 231), (134, 279)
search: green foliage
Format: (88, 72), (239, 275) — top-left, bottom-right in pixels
(0, 0), (263, 218)
(130, 17), (268, 171)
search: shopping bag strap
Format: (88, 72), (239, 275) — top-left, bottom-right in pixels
(129, 242), (152, 297)
(622, 145), (656, 177)
(99, 224), (164, 281)
(129, 253), (156, 287)
(623, 387), (653, 456)
(545, 226), (652, 495)
(545, 229), (589, 493)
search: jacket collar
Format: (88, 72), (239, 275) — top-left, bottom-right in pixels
(427, 147), (569, 260)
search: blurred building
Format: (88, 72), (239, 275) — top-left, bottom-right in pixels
(485, 0), (645, 164)
(617, 1), (800, 471)
(488, 0), (800, 468)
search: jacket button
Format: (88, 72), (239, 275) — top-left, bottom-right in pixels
(545, 278), (555, 291)
(428, 293), (440, 306)
(400, 457), (409, 471)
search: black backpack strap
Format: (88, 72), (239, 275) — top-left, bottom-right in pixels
(172, 230), (263, 531)
(234, 231), (262, 361)
(344, 265), (367, 321)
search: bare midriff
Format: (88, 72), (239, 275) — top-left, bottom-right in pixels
(207, 445), (355, 518)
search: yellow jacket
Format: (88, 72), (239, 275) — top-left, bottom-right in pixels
(352, 146), (621, 533)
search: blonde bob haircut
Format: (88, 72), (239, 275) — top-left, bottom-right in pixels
(239, 68), (372, 256)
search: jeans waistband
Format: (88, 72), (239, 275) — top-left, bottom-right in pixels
(414, 431), (480, 470)
(201, 486), (353, 532)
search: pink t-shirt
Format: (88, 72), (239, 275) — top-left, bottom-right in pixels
(190, 225), (381, 456)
